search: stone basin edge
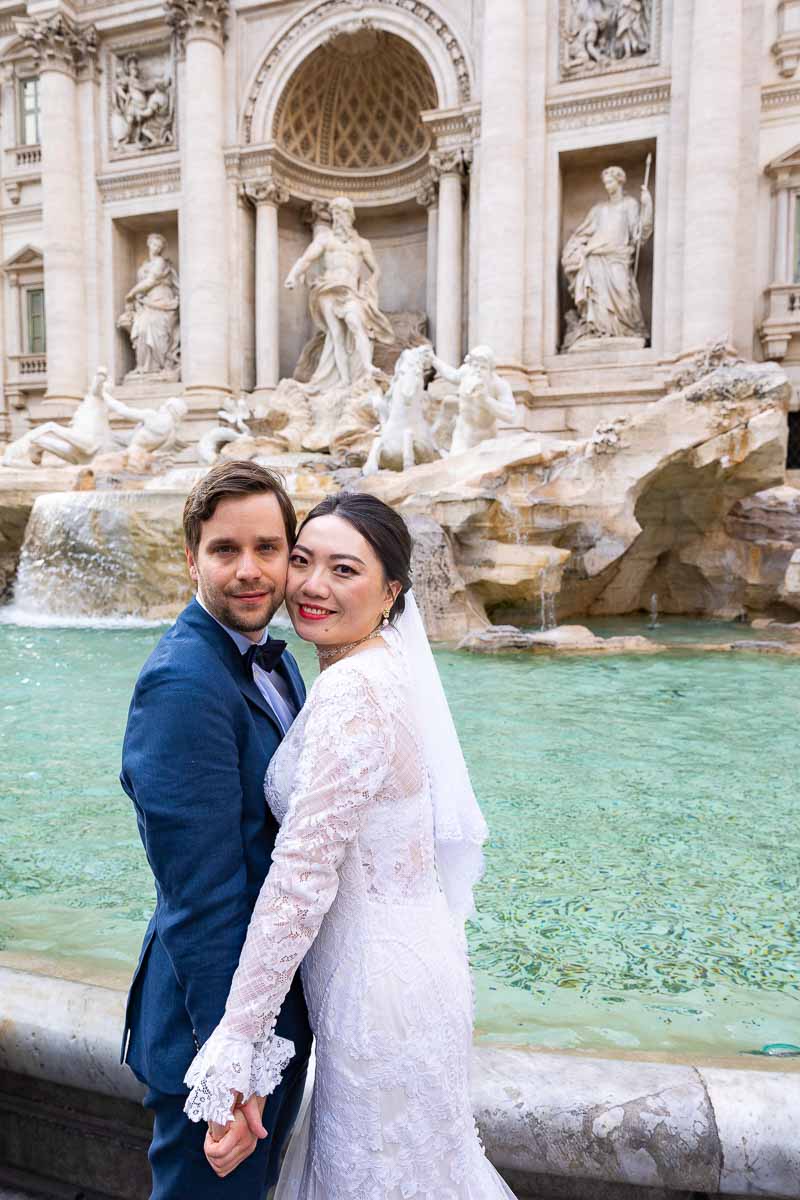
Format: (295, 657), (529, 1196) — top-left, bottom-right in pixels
(1, 966), (798, 1197)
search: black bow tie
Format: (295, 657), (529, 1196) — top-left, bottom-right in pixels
(245, 637), (287, 674)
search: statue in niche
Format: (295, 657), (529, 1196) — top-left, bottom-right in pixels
(561, 165), (653, 351)
(562, 0), (651, 73)
(111, 52), (175, 152)
(117, 233), (181, 380)
(284, 196), (394, 391)
(429, 346), (517, 456)
(2, 367), (117, 467)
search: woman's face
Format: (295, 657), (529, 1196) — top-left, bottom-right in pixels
(286, 513), (399, 649)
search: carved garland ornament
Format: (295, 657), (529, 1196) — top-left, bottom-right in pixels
(242, 0), (471, 145)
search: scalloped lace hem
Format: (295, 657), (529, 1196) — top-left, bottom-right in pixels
(183, 1029), (296, 1125)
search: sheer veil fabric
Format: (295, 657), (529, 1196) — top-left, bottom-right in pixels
(390, 591), (488, 919)
(184, 590), (515, 1199)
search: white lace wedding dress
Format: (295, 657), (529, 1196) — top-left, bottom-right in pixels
(185, 624), (516, 1199)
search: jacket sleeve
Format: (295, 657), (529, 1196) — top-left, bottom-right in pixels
(183, 663), (394, 1125)
(122, 664), (256, 1045)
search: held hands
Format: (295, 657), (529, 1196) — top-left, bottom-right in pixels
(204, 1091), (268, 1178)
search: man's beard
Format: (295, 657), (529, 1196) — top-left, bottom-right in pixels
(201, 581), (281, 634)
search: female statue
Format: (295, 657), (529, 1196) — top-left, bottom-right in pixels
(117, 232), (180, 378)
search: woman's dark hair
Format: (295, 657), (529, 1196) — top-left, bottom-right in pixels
(296, 492), (412, 621)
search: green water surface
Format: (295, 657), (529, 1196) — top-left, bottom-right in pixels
(1, 618), (798, 1055)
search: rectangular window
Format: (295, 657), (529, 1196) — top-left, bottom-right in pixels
(26, 287), (46, 354)
(19, 77), (40, 146)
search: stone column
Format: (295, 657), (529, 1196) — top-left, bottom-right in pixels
(431, 150), (467, 367)
(416, 178), (438, 349)
(477, 0), (527, 367)
(167, 0), (230, 399)
(681, 0), (744, 349)
(17, 13), (96, 406)
(774, 184), (791, 283)
(243, 180), (289, 391)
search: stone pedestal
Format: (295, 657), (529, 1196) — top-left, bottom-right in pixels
(168, 0), (231, 401)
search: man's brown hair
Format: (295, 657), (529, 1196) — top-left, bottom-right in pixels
(183, 460), (297, 554)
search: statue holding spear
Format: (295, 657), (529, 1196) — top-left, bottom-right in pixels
(561, 158), (654, 349)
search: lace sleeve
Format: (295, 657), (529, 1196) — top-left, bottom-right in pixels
(184, 658), (394, 1124)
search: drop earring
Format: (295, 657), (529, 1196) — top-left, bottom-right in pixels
(382, 606), (391, 627)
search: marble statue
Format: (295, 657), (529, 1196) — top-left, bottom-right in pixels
(103, 392), (188, 472)
(363, 346), (440, 474)
(197, 397), (253, 465)
(2, 367), (116, 467)
(430, 346), (517, 456)
(561, 164), (653, 350)
(117, 233), (180, 380)
(285, 196), (394, 390)
(111, 53), (174, 152)
(562, 0), (651, 72)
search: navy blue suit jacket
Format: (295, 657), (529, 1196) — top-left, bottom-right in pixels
(119, 598), (312, 1095)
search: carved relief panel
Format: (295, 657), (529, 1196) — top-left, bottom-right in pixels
(108, 42), (175, 157)
(559, 0), (660, 80)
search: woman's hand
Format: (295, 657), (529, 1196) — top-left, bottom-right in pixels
(204, 1094), (268, 1178)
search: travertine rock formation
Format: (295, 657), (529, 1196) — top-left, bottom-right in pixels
(358, 360), (794, 637)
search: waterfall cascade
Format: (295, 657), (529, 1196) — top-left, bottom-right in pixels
(11, 491), (189, 621)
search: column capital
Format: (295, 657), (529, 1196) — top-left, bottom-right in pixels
(240, 178), (289, 208)
(165, 0), (229, 52)
(15, 11), (97, 79)
(429, 146), (471, 180)
(415, 176), (439, 209)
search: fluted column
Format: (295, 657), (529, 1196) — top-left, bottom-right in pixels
(167, 0), (230, 398)
(477, 0), (527, 366)
(431, 150), (467, 366)
(681, 0), (744, 349)
(17, 12), (96, 405)
(243, 180), (289, 391)
(416, 178), (438, 349)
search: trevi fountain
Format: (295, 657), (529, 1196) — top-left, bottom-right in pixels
(1, 2), (800, 1198)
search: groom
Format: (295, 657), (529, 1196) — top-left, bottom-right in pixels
(120, 460), (312, 1198)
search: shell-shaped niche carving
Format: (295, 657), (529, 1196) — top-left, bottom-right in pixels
(274, 28), (437, 170)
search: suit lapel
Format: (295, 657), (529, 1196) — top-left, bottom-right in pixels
(178, 598), (285, 738)
(278, 652), (306, 712)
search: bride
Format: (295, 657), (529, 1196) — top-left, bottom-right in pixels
(183, 492), (516, 1199)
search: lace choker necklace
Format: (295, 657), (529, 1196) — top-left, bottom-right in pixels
(316, 627), (383, 664)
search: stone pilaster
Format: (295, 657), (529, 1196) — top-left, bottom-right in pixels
(166, 0), (231, 399)
(477, 0), (527, 367)
(16, 12), (97, 405)
(430, 149), (468, 367)
(416, 178), (439, 350)
(681, 0), (744, 350)
(242, 179), (289, 391)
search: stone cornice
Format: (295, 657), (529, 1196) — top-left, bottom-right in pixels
(762, 82), (800, 112)
(546, 81), (670, 129)
(165, 0), (229, 53)
(96, 164), (181, 201)
(15, 11), (97, 78)
(225, 141), (432, 208)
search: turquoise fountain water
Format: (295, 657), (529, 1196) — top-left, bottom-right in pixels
(1, 617), (798, 1056)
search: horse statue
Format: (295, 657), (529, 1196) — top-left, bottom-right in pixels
(363, 345), (440, 475)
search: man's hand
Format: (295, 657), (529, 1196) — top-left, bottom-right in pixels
(204, 1094), (268, 1178)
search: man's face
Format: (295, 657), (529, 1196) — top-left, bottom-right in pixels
(186, 492), (290, 641)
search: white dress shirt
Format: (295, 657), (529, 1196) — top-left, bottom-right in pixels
(196, 595), (298, 734)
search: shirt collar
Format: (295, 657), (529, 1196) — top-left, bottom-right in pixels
(196, 593), (268, 657)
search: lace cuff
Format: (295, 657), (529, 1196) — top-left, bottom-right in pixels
(183, 1027), (296, 1125)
